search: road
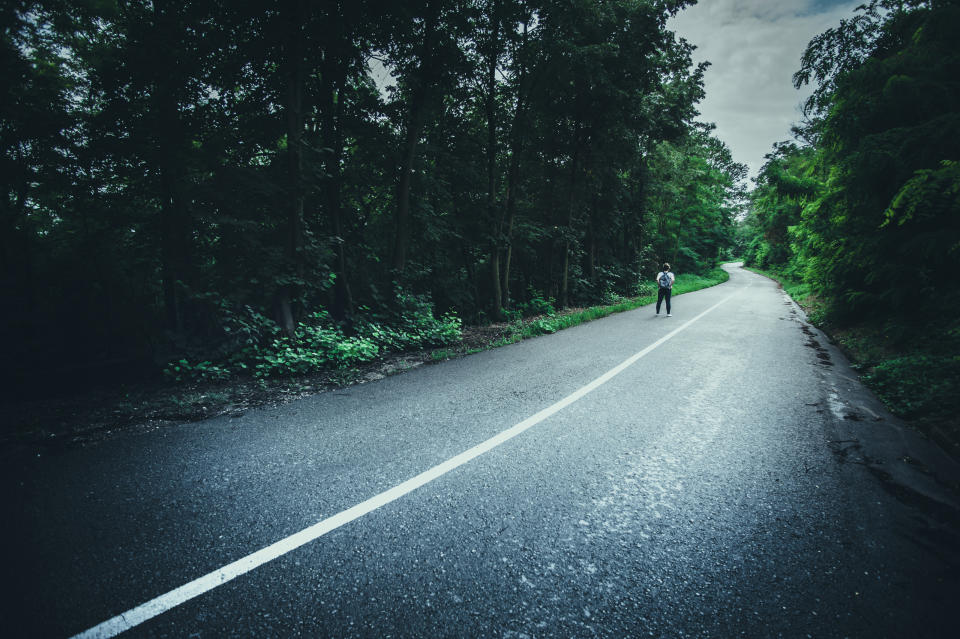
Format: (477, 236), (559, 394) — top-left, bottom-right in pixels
(5, 264), (960, 638)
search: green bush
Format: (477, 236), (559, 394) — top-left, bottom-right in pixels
(517, 288), (556, 318)
(602, 290), (628, 305)
(863, 354), (960, 419)
(165, 298), (462, 382)
(526, 317), (560, 336)
(250, 311), (381, 379)
(163, 359), (232, 383)
(356, 301), (462, 352)
(220, 303), (281, 348)
(634, 282), (657, 298)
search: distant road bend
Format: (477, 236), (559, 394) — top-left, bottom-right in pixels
(8, 263), (960, 638)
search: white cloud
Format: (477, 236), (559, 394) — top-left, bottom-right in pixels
(667, 0), (861, 180)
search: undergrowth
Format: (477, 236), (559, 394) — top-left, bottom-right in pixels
(468, 267), (730, 343)
(165, 294), (462, 382)
(164, 268), (731, 412)
(842, 323), (960, 457)
(4, 267), (734, 445)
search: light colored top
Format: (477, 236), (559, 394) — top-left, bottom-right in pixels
(656, 271), (675, 288)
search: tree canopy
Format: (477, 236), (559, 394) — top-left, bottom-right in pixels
(740, 0), (960, 444)
(744, 0), (960, 323)
(2, 0), (744, 390)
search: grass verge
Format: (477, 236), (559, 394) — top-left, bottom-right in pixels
(436, 266), (731, 351)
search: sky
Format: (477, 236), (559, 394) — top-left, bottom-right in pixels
(667, 0), (861, 182)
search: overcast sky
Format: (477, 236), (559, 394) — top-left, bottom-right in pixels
(667, 0), (861, 181)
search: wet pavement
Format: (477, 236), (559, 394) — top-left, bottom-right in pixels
(5, 264), (960, 638)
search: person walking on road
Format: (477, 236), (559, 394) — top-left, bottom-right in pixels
(656, 263), (675, 317)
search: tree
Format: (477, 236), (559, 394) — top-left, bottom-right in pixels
(792, 0), (960, 321)
(1, 0), (746, 390)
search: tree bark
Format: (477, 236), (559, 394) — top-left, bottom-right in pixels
(319, 14), (353, 321)
(588, 192), (598, 282)
(500, 18), (527, 312)
(673, 214), (683, 267)
(278, 0), (305, 337)
(392, 0), (440, 275)
(486, 0), (502, 317)
(153, 0), (190, 335)
(561, 134), (581, 309)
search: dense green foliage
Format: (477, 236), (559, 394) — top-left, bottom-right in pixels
(2, 0), (743, 390)
(741, 0), (960, 449)
(165, 304), (462, 382)
(507, 267), (728, 340)
(745, 0), (960, 322)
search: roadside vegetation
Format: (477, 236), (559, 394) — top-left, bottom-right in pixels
(433, 267), (730, 353)
(3, 268), (729, 448)
(737, 0), (960, 457)
(2, 1), (745, 407)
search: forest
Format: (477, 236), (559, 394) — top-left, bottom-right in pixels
(740, 0), (960, 450)
(1, 0), (745, 394)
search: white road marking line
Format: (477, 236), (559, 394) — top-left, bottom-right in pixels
(72, 286), (743, 639)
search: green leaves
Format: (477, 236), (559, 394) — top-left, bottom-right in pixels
(746, 0), (960, 322)
(163, 359), (231, 383)
(163, 300), (462, 382)
(883, 160), (960, 228)
(6, 0), (744, 391)
(864, 353), (960, 419)
(740, 0), (960, 446)
(644, 131), (744, 274)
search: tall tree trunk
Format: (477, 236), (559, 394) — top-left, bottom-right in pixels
(393, 0), (439, 275)
(329, 175), (353, 320)
(673, 217), (682, 267)
(500, 18), (527, 312)
(629, 160), (646, 276)
(561, 136), (581, 309)
(502, 212), (515, 308)
(486, 0), (502, 317)
(588, 192), (598, 282)
(631, 213), (642, 278)
(158, 136), (186, 334)
(319, 21), (353, 321)
(561, 246), (570, 308)
(1, 152), (35, 333)
(673, 191), (687, 267)
(153, 0), (189, 334)
(393, 112), (421, 274)
(278, 0), (305, 337)
(324, 122), (352, 320)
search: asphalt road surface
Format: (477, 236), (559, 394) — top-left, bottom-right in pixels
(6, 264), (960, 638)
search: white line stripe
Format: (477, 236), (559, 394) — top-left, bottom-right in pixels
(72, 287), (742, 639)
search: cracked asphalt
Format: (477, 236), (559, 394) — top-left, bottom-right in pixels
(5, 263), (960, 638)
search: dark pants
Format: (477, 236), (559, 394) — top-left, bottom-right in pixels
(656, 287), (672, 314)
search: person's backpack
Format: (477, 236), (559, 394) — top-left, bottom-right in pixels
(658, 271), (671, 288)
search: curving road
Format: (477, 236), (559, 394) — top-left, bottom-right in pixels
(6, 263), (960, 638)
